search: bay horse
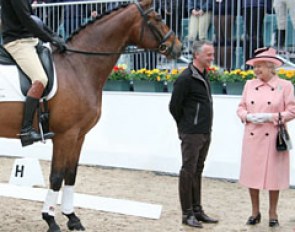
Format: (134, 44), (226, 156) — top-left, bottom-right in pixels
(0, 0), (182, 231)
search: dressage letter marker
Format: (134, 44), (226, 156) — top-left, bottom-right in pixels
(15, 164), (24, 177)
(9, 158), (45, 187)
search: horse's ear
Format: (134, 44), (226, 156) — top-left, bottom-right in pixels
(139, 0), (153, 7)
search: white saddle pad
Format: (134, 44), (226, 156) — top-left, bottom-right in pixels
(0, 64), (57, 102)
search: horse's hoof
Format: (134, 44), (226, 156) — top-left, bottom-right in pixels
(42, 213), (61, 232)
(47, 224), (61, 232)
(64, 212), (85, 231)
(67, 220), (85, 231)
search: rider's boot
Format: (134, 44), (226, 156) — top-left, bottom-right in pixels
(20, 81), (54, 146)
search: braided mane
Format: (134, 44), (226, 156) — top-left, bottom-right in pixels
(66, 3), (130, 42)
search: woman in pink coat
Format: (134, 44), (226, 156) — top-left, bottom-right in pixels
(237, 47), (295, 228)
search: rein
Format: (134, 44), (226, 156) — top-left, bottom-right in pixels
(63, 1), (175, 57)
(65, 47), (156, 56)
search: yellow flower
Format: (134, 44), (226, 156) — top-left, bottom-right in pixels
(286, 70), (294, 78)
(171, 69), (178, 75)
(278, 69), (286, 75)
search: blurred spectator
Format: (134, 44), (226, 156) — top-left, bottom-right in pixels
(241, 0), (272, 67)
(273, 0), (295, 50)
(156, 0), (188, 39)
(46, 0), (64, 34)
(63, 0), (97, 38)
(213, 0), (238, 70)
(32, 0), (46, 19)
(187, 0), (212, 43)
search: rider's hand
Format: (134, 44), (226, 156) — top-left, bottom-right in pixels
(52, 36), (67, 53)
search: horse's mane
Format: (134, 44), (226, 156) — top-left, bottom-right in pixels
(66, 3), (130, 42)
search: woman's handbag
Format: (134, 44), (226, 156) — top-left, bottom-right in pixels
(276, 113), (292, 151)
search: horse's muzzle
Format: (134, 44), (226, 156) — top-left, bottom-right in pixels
(162, 41), (182, 59)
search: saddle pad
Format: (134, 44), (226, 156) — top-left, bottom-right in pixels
(0, 64), (57, 102)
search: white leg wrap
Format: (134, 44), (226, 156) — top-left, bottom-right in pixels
(42, 189), (59, 216)
(61, 185), (74, 215)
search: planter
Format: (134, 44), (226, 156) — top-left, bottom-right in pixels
(225, 82), (245, 95)
(210, 81), (224, 95)
(163, 81), (174, 92)
(103, 80), (130, 91)
(132, 80), (164, 92)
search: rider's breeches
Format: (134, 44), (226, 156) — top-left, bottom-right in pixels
(4, 37), (48, 87)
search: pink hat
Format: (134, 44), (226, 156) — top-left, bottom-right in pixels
(246, 47), (284, 67)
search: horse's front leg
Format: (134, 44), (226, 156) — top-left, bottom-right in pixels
(61, 135), (86, 231)
(42, 134), (85, 232)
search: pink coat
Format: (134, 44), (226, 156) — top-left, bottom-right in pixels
(237, 76), (295, 190)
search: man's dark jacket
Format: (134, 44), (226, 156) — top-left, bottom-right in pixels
(169, 63), (213, 134)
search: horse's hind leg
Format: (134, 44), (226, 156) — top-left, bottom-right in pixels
(60, 136), (86, 231)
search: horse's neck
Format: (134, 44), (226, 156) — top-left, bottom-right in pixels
(65, 6), (138, 80)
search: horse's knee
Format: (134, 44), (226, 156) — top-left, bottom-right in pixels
(50, 173), (64, 191)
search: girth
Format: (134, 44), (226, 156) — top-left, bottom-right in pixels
(0, 43), (54, 97)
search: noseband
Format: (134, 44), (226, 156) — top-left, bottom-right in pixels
(134, 1), (176, 56)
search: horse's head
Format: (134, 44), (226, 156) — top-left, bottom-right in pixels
(132, 0), (182, 59)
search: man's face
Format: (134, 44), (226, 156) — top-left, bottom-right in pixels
(195, 44), (215, 69)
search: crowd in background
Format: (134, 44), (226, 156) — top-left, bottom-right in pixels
(0, 0), (294, 71)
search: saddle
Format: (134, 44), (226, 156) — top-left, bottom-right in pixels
(0, 42), (54, 97)
(0, 43), (55, 136)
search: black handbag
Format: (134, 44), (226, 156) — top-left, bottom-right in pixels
(276, 113), (292, 151)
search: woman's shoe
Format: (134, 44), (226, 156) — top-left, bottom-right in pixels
(269, 219), (279, 227)
(246, 212), (261, 225)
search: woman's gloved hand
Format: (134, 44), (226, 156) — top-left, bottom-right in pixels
(246, 113), (273, 123)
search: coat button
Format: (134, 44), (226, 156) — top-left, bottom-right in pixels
(251, 101), (254, 104)
(255, 87), (259, 91)
(268, 101), (271, 105)
(265, 133), (269, 136)
(250, 132), (254, 136)
(271, 88), (275, 91)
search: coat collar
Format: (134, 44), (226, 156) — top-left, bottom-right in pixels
(253, 75), (280, 89)
(189, 63), (207, 79)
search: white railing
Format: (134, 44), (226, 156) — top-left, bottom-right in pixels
(2, 0), (295, 70)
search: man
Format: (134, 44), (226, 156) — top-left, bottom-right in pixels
(1, 0), (66, 146)
(169, 40), (218, 228)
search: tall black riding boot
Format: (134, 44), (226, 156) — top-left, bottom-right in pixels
(20, 81), (54, 146)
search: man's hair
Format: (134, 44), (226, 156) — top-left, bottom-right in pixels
(191, 40), (213, 58)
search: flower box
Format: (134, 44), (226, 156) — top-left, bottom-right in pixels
(104, 80), (130, 91)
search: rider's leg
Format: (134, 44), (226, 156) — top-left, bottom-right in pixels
(3, 38), (54, 146)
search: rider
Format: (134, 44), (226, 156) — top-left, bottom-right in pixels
(1, 0), (66, 146)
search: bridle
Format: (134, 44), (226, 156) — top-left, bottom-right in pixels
(65, 1), (176, 56)
(134, 1), (176, 56)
